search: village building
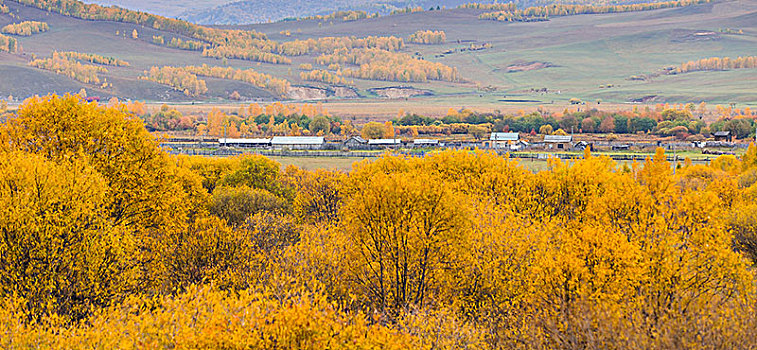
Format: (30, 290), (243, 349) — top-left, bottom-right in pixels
(218, 138), (271, 148)
(270, 136), (325, 150)
(544, 135), (573, 150)
(413, 139), (441, 147)
(343, 136), (368, 149)
(487, 132), (519, 149)
(713, 131), (732, 142)
(368, 139), (403, 149)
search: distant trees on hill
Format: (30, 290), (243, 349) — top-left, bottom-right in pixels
(152, 36), (209, 51)
(276, 36), (404, 56)
(12, 0), (466, 86)
(182, 64), (291, 97)
(316, 48), (460, 83)
(304, 10), (375, 22)
(202, 46), (292, 65)
(458, 3), (516, 11)
(29, 51), (107, 84)
(390, 6), (423, 15)
(59, 51), (129, 66)
(0, 33), (20, 53)
(141, 65), (291, 97)
(1, 21), (48, 36)
(672, 56), (757, 74)
(142, 66), (208, 97)
(479, 0), (712, 22)
(408, 30), (446, 44)
(300, 69), (350, 85)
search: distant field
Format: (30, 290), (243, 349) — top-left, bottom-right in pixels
(263, 148), (725, 173)
(0, 0), (756, 107)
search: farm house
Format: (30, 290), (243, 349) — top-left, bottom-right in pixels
(544, 135), (573, 150)
(487, 132), (519, 149)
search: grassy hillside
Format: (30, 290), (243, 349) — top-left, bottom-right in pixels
(0, 0), (755, 108)
(82, 0), (233, 18)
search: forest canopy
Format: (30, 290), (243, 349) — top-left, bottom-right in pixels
(1, 95), (757, 348)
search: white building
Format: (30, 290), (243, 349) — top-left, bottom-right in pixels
(218, 138), (271, 148)
(368, 139), (403, 148)
(270, 136), (325, 150)
(488, 132), (519, 149)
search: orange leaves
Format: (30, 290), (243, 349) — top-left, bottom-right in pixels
(673, 55), (757, 74)
(0, 33), (19, 53)
(1, 20), (48, 36)
(142, 66), (208, 96)
(408, 30), (446, 44)
(0, 151), (138, 320)
(183, 64), (291, 96)
(480, 0), (712, 22)
(340, 167), (472, 311)
(317, 48), (461, 83)
(4, 95), (757, 348)
(1, 286), (422, 349)
(29, 51), (107, 84)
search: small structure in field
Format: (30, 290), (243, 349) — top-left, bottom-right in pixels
(271, 136), (325, 150)
(413, 139), (440, 147)
(368, 139), (403, 149)
(218, 138), (271, 148)
(575, 141), (591, 151)
(612, 144), (631, 151)
(344, 136), (368, 148)
(544, 135), (573, 150)
(714, 131), (732, 142)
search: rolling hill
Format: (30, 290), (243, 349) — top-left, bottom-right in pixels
(181, 0), (498, 25)
(81, 0), (234, 18)
(0, 0), (755, 108)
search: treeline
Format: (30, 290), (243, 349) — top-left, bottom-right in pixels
(29, 51), (106, 84)
(390, 6), (424, 15)
(151, 35), (208, 51)
(395, 107), (712, 136)
(142, 66), (208, 97)
(276, 35), (404, 56)
(480, 0), (712, 22)
(134, 101), (340, 136)
(4, 95), (757, 348)
(198, 103), (342, 137)
(317, 48), (460, 83)
(59, 51), (129, 66)
(408, 30), (446, 44)
(305, 10), (375, 22)
(202, 46), (292, 64)
(182, 64), (291, 97)
(300, 69), (350, 85)
(672, 56), (757, 74)
(458, 2), (516, 11)
(1, 20), (48, 36)
(0, 33), (20, 53)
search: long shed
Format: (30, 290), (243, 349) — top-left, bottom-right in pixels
(271, 136), (325, 150)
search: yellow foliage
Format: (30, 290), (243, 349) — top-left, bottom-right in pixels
(3, 97), (757, 348)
